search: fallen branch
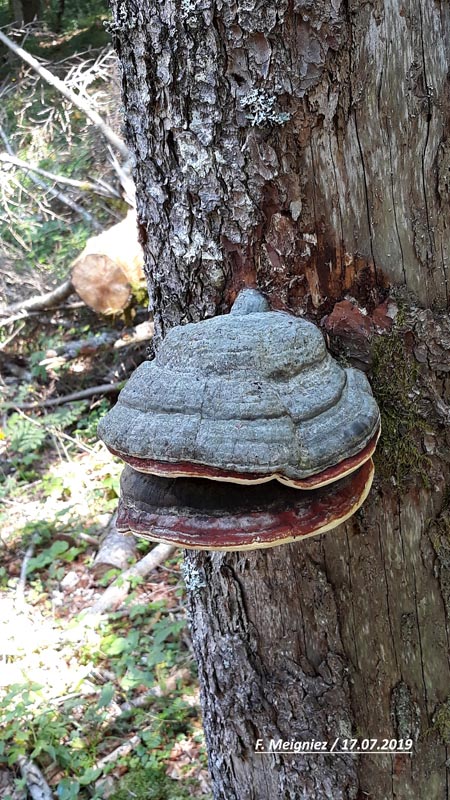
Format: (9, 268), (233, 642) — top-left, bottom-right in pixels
(87, 543), (175, 615)
(95, 734), (141, 769)
(113, 320), (154, 350)
(68, 531), (100, 547)
(120, 668), (191, 712)
(17, 756), (55, 800)
(16, 535), (37, 607)
(1, 278), (74, 317)
(0, 29), (129, 159)
(3, 382), (124, 410)
(0, 153), (121, 198)
(92, 513), (137, 580)
(38, 330), (120, 362)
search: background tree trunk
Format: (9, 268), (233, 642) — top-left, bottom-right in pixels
(9, 0), (41, 23)
(110, 1), (450, 797)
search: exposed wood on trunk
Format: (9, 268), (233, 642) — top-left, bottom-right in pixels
(111, 0), (450, 797)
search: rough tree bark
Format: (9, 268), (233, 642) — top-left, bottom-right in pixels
(110, 1), (450, 798)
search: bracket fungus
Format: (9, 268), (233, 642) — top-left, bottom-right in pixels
(98, 288), (380, 550)
(116, 459), (375, 551)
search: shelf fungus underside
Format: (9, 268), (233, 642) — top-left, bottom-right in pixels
(98, 294), (380, 489)
(116, 459), (375, 551)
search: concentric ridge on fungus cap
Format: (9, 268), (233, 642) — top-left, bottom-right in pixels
(98, 289), (380, 484)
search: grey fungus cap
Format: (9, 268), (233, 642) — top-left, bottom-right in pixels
(98, 289), (380, 488)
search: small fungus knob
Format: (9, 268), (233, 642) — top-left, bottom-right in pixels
(230, 288), (270, 315)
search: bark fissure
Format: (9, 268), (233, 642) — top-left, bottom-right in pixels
(440, 241), (449, 307)
(342, 529), (371, 723)
(380, 31), (406, 285)
(352, 108), (376, 279)
(417, 0), (434, 267)
(377, 522), (401, 679)
(328, 131), (345, 248)
(386, 122), (406, 285)
(411, 562), (430, 713)
(344, 0), (378, 287)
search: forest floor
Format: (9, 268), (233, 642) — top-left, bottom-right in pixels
(0, 5), (211, 799)
(0, 306), (210, 800)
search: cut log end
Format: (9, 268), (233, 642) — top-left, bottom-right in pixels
(71, 211), (145, 315)
(72, 253), (133, 315)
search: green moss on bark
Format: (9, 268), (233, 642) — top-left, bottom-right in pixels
(370, 332), (431, 488)
(432, 699), (450, 745)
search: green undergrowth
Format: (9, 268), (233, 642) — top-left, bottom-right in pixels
(0, 0), (125, 296)
(370, 330), (431, 488)
(111, 765), (205, 800)
(0, 382), (209, 797)
(0, 0), (109, 41)
(0, 597), (204, 799)
(0, 505), (208, 798)
(0, 4), (208, 796)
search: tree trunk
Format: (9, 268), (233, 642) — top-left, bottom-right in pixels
(110, 1), (450, 797)
(55, 0), (65, 32)
(9, 0), (41, 23)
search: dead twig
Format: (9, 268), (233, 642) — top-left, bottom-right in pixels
(92, 513), (137, 580)
(120, 668), (191, 712)
(2, 382), (124, 410)
(0, 125), (102, 230)
(0, 30), (129, 159)
(16, 534), (37, 607)
(0, 153), (121, 198)
(0, 319), (26, 348)
(1, 278), (75, 317)
(11, 408), (96, 456)
(94, 734), (141, 769)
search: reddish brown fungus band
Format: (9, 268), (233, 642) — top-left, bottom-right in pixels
(116, 458), (374, 551)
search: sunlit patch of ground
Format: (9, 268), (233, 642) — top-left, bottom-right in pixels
(0, 441), (210, 799)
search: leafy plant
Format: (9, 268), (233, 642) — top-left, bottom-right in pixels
(5, 413), (46, 456)
(2, 404), (90, 484)
(0, 596), (202, 798)
(27, 539), (84, 575)
(109, 764), (207, 800)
